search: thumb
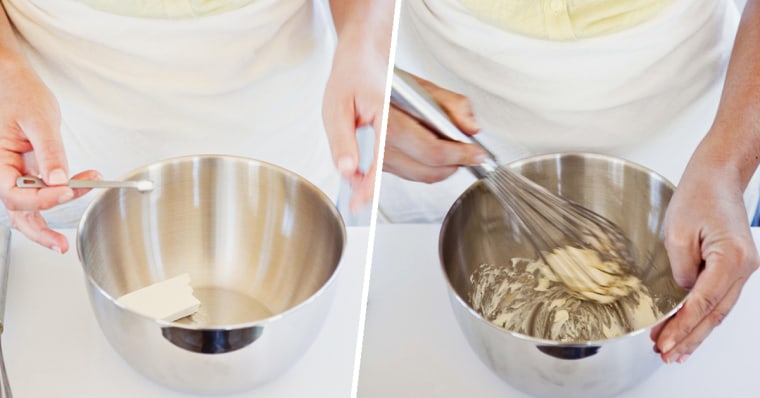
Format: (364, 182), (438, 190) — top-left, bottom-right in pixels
(663, 224), (702, 289)
(20, 114), (69, 185)
(323, 99), (359, 179)
(413, 75), (480, 136)
(440, 96), (479, 136)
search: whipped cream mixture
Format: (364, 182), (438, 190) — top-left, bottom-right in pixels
(543, 246), (642, 304)
(470, 247), (663, 342)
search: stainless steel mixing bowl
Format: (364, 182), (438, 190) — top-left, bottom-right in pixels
(439, 152), (688, 398)
(77, 155), (345, 394)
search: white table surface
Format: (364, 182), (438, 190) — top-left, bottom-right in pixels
(3, 227), (369, 398)
(358, 224), (760, 398)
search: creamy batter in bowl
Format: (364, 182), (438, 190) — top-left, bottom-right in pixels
(469, 248), (668, 343)
(439, 152), (688, 398)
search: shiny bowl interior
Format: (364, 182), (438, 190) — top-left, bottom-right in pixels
(79, 155), (345, 327)
(77, 155), (345, 394)
(441, 152), (687, 338)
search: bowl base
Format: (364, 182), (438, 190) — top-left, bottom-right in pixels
(175, 287), (274, 326)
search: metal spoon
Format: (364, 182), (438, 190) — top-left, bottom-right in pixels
(16, 176), (154, 192)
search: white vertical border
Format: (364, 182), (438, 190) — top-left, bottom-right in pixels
(349, 0), (401, 395)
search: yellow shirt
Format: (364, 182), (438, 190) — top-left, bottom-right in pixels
(457, 0), (674, 40)
(77, 0), (257, 18)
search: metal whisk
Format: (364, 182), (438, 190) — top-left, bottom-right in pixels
(390, 68), (638, 302)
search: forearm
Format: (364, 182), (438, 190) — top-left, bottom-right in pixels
(700, 0), (760, 187)
(0, 2), (22, 61)
(329, 0), (395, 62)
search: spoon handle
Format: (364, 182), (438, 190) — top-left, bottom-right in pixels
(16, 176), (154, 192)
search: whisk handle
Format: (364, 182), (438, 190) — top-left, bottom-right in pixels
(390, 68), (498, 179)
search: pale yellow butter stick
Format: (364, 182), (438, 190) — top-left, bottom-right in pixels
(116, 273), (201, 321)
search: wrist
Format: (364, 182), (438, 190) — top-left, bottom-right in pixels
(693, 128), (760, 189)
(0, 46), (29, 74)
(332, 0), (394, 64)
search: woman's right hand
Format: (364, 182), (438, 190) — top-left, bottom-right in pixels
(0, 54), (98, 253)
(383, 73), (488, 183)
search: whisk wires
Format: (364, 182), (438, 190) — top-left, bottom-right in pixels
(483, 167), (640, 303)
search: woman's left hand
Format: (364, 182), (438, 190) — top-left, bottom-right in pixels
(323, 0), (394, 213)
(652, 141), (760, 363)
(653, 0), (760, 364)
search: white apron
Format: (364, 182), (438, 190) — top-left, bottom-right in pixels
(379, 0), (760, 223)
(3, 0), (339, 227)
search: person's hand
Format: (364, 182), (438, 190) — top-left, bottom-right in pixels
(383, 73), (487, 183)
(652, 145), (759, 363)
(0, 55), (99, 253)
(322, 21), (389, 214)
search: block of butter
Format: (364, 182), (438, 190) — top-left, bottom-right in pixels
(116, 273), (201, 322)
